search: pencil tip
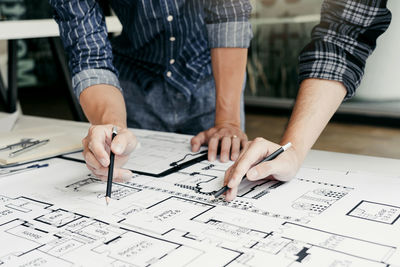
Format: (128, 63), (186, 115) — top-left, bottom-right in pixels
(105, 197), (110, 205)
(209, 195), (216, 201)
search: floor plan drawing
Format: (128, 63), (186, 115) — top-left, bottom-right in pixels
(62, 129), (208, 176)
(1, 155), (400, 266)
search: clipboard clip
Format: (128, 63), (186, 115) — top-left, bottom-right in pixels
(169, 150), (208, 167)
(0, 138), (50, 158)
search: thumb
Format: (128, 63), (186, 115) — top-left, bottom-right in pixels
(246, 161), (279, 181)
(111, 130), (137, 156)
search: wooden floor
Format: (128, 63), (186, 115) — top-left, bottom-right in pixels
(245, 113), (400, 159)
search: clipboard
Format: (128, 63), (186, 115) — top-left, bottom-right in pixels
(0, 126), (83, 167)
(61, 149), (208, 177)
(61, 129), (209, 177)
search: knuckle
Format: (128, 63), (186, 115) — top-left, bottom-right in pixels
(232, 167), (245, 179)
(209, 135), (220, 143)
(88, 141), (95, 151)
(82, 137), (88, 147)
(254, 137), (266, 143)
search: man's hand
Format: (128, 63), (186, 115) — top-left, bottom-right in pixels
(202, 48), (247, 162)
(222, 78), (347, 201)
(82, 125), (137, 182)
(223, 138), (300, 201)
(191, 123), (248, 162)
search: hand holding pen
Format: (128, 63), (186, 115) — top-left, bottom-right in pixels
(221, 139), (300, 201)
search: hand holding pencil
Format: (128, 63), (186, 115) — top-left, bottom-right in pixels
(82, 124), (137, 182)
(222, 138), (301, 201)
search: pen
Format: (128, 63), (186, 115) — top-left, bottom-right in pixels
(8, 139), (49, 158)
(105, 126), (118, 205)
(210, 142), (292, 201)
(0, 163), (49, 177)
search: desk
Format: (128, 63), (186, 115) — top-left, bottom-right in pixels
(12, 115), (400, 176)
(0, 115), (399, 266)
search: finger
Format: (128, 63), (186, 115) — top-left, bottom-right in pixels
(207, 135), (220, 161)
(92, 167), (133, 183)
(219, 136), (231, 163)
(224, 165), (234, 185)
(114, 154), (130, 169)
(246, 161), (277, 181)
(82, 136), (88, 149)
(84, 150), (103, 170)
(191, 132), (206, 152)
(88, 127), (110, 167)
(230, 137), (241, 161)
(225, 186), (238, 202)
(92, 167), (108, 178)
(113, 168), (134, 182)
(86, 164), (100, 178)
(111, 130), (137, 156)
(235, 140), (252, 162)
(227, 139), (269, 188)
(241, 137), (249, 150)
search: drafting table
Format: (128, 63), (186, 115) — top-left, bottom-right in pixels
(0, 115), (399, 266)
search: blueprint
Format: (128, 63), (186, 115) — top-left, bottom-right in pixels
(63, 129), (207, 176)
(1, 155), (400, 267)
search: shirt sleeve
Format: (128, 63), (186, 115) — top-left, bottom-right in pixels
(204, 0), (253, 48)
(49, 0), (121, 98)
(298, 0), (391, 99)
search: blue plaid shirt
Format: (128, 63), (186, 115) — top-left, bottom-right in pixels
(49, 0), (253, 98)
(299, 0), (391, 99)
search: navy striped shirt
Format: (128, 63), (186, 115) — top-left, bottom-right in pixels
(49, 0), (253, 98)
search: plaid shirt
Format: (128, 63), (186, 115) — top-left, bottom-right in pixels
(299, 0), (392, 99)
(49, 0), (252, 98)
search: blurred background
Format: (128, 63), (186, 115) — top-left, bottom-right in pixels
(1, 0), (399, 158)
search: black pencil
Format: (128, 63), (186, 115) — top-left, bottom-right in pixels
(210, 142), (292, 200)
(105, 126), (118, 205)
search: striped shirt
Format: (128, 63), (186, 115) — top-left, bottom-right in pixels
(49, 0), (253, 98)
(299, 0), (392, 99)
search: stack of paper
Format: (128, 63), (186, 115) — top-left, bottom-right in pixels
(0, 126), (84, 166)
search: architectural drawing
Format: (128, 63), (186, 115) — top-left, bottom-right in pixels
(62, 129), (207, 176)
(1, 151), (400, 266)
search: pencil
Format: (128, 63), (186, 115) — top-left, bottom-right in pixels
(105, 126), (118, 205)
(210, 142), (292, 201)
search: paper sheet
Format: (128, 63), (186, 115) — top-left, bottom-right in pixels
(63, 128), (207, 176)
(0, 126), (83, 166)
(0, 155), (400, 266)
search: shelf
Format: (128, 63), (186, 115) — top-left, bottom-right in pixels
(245, 96), (400, 119)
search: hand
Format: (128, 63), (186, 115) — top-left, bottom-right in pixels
(223, 138), (301, 201)
(82, 125), (137, 182)
(191, 123), (248, 162)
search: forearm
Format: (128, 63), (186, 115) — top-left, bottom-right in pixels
(211, 48), (247, 127)
(79, 84), (127, 128)
(281, 78), (346, 161)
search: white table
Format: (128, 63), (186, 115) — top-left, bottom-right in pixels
(0, 17), (122, 119)
(2, 115), (400, 266)
(12, 115), (400, 177)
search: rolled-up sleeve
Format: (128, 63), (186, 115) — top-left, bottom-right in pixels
(49, 0), (121, 98)
(298, 0), (391, 99)
(204, 0), (253, 48)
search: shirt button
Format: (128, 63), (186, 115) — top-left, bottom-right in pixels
(166, 71), (172, 77)
(167, 15), (173, 22)
(169, 36), (176, 42)
(169, 59), (175, 65)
